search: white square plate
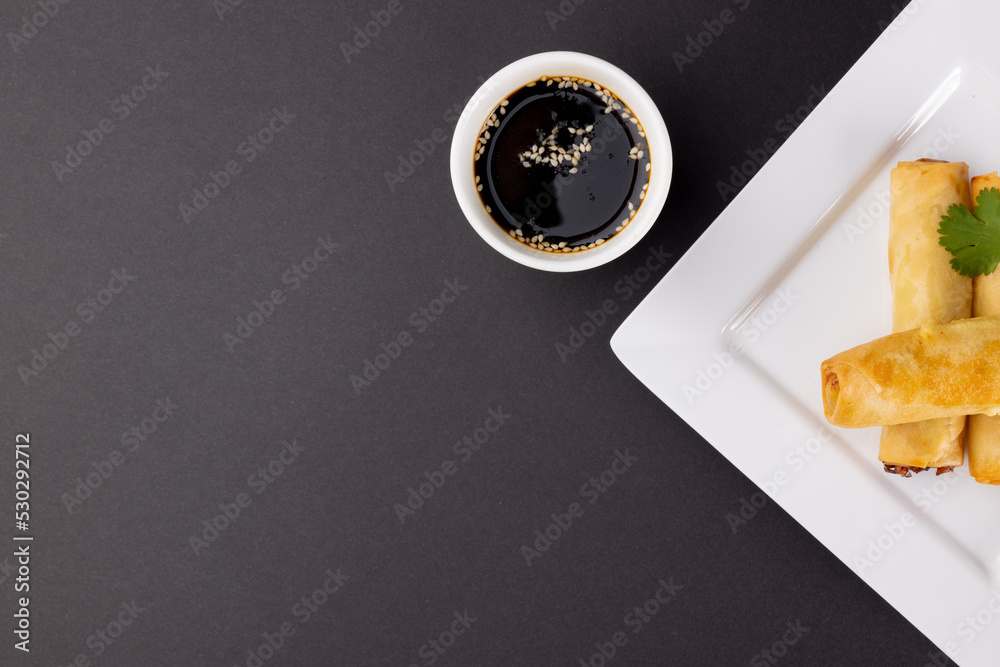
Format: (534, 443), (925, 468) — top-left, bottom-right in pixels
(611, 1), (1000, 663)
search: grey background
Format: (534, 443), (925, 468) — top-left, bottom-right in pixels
(0, 0), (948, 665)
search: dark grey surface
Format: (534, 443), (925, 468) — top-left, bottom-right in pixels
(0, 0), (951, 665)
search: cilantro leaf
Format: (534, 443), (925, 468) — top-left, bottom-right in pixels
(938, 187), (1000, 277)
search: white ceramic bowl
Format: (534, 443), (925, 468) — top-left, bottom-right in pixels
(450, 51), (672, 272)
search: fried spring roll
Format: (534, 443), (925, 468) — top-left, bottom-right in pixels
(822, 317), (1000, 428)
(969, 172), (1000, 484)
(879, 160), (972, 474)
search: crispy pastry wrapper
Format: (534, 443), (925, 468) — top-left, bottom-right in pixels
(969, 172), (1000, 484)
(822, 317), (1000, 429)
(880, 160), (972, 469)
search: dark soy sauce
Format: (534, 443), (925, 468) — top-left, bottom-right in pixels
(474, 75), (651, 252)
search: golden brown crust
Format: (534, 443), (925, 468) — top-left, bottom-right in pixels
(880, 161), (972, 469)
(968, 171), (1000, 483)
(822, 317), (1000, 428)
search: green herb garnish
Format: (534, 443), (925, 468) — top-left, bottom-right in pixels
(938, 187), (1000, 277)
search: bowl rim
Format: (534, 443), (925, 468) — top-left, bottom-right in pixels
(449, 51), (672, 273)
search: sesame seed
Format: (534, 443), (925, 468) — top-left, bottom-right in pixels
(529, 242), (538, 248)
(596, 239), (604, 245)
(559, 241), (567, 248)
(629, 146), (638, 155)
(628, 202), (634, 211)
(573, 83), (578, 90)
(484, 131), (490, 139)
(475, 175), (480, 183)
(477, 184), (483, 191)
(547, 80), (554, 86)
(637, 150), (643, 158)
(527, 82), (536, 87)
(541, 76), (547, 80)
(486, 206), (492, 213)
(538, 234), (545, 241)
(515, 229), (523, 236)
(613, 103), (622, 110)
(509, 230), (516, 237)
(585, 125), (593, 132)
(562, 247), (572, 252)
(640, 191), (645, 200)
(604, 107), (612, 114)
(646, 163), (651, 171)
(615, 226), (622, 232)
(630, 117), (638, 124)
(500, 108), (506, 114)
(501, 99), (509, 106)
(569, 167), (578, 173)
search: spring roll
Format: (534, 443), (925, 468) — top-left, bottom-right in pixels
(879, 160), (972, 475)
(968, 172), (1000, 484)
(822, 317), (1000, 429)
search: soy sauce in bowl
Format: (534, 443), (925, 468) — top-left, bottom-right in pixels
(473, 75), (651, 253)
